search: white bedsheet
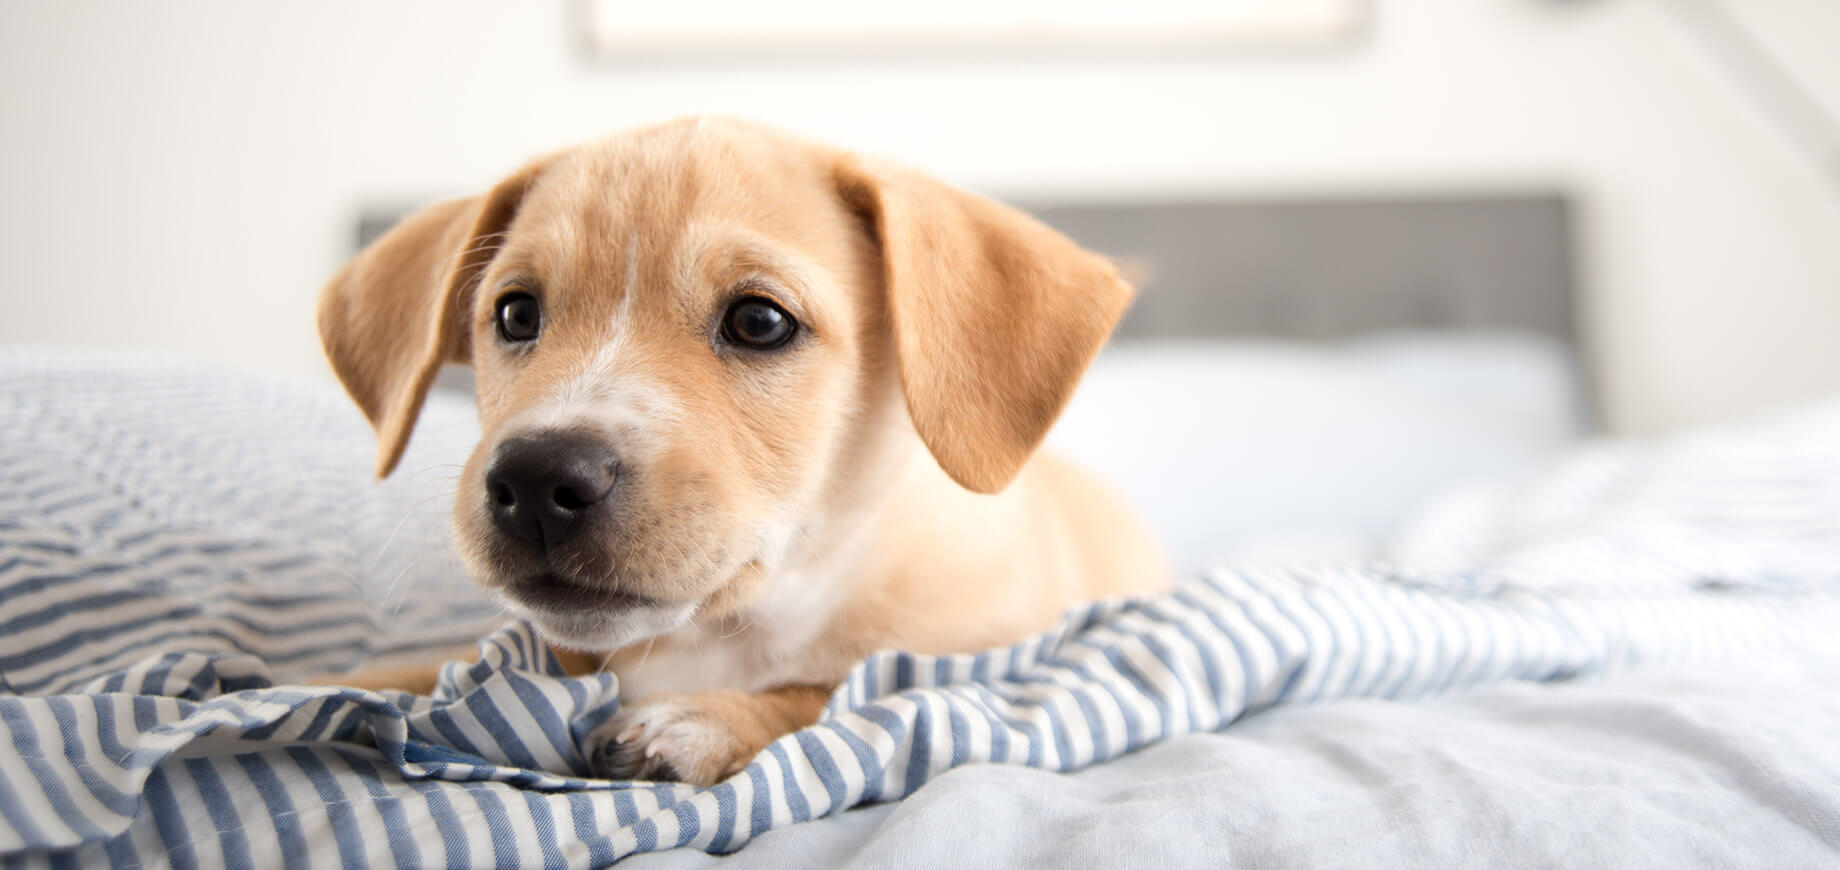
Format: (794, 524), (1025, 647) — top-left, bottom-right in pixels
(632, 650), (1840, 868)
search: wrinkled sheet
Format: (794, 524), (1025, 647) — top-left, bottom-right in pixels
(4, 349), (1839, 866)
(638, 654), (1840, 867)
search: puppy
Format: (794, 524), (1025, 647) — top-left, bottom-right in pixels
(318, 118), (1166, 786)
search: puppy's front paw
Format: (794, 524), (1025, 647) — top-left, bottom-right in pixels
(590, 693), (753, 787)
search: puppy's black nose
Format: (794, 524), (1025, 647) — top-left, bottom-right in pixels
(484, 433), (619, 552)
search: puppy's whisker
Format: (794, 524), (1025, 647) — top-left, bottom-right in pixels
(402, 462), (464, 480)
(718, 613), (759, 641)
(635, 636), (659, 670)
(380, 554), (427, 616)
(367, 485), (458, 573)
(434, 231), (512, 269)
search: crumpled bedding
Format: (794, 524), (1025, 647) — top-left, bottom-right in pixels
(3, 349), (1837, 866)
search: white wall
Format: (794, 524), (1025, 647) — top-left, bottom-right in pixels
(1, 0), (1836, 434)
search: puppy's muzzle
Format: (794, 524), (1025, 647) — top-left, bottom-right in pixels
(484, 432), (620, 552)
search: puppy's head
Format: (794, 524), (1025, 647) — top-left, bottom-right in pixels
(319, 119), (1131, 651)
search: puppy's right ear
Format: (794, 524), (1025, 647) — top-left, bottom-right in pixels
(835, 156), (1134, 495)
(317, 162), (545, 478)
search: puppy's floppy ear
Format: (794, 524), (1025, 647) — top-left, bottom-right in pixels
(836, 157), (1134, 494)
(317, 161), (545, 478)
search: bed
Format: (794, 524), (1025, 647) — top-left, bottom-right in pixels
(6, 195), (1839, 866)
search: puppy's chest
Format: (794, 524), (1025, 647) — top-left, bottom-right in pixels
(611, 569), (860, 699)
(611, 622), (830, 699)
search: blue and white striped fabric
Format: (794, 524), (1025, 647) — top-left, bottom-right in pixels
(4, 350), (1840, 866)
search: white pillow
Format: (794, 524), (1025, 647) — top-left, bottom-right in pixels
(1046, 332), (1585, 571)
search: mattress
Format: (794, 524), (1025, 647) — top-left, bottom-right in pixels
(3, 348), (1837, 866)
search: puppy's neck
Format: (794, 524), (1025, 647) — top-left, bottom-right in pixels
(731, 445), (938, 621)
(606, 507), (885, 699)
(611, 446), (990, 698)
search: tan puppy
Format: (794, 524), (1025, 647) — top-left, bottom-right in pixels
(318, 118), (1166, 786)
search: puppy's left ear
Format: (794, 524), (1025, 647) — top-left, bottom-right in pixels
(836, 157), (1134, 494)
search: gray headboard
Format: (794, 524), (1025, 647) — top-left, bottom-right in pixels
(1023, 194), (1577, 344)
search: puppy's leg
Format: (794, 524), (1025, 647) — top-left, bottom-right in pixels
(303, 643), (485, 695)
(305, 662), (448, 695)
(307, 644), (606, 694)
(591, 685), (831, 786)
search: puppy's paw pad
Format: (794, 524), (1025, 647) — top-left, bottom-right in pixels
(590, 695), (744, 786)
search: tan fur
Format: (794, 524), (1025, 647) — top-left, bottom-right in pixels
(305, 662), (449, 696)
(315, 118), (1167, 786)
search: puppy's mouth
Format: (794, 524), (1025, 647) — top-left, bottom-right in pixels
(501, 572), (652, 614)
(495, 571), (696, 653)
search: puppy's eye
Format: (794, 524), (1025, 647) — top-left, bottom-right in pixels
(721, 296), (796, 349)
(495, 292), (541, 343)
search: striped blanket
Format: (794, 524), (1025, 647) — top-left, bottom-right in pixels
(3, 351), (1839, 866)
